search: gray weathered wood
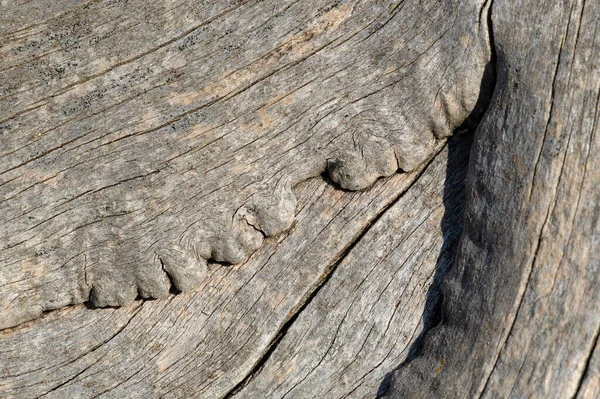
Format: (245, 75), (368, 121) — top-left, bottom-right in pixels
(232, 134), (471, 399)
(1, 142), (449, 399)
(3, 0), (598, 398)
(576, 341), (600, 399)
(389, 0), (600, 397)
(0, 0), (491, 329)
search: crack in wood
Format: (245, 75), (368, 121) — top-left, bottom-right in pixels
(221, 149), (443, 398)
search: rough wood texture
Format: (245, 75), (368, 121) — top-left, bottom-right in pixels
(0, 140), (464, 398)
(0, 0), (491, 329)
(2, 0), (598, 398)
(231, 134), (471, 399)
(390, 0), (600, 397)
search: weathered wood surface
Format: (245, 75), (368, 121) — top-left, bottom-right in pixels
(2, 0), (598, 398)
(0, 2), (491, 398)
(390, 0), (600, 397)
(0, 0), (491, 329)
(232, 134), (471, 399)
(0, 139), (467, 398)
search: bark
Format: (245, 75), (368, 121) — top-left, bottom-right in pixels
(0, 0), (597, 398)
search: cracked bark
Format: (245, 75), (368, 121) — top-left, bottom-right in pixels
(0, 0), (598, 398)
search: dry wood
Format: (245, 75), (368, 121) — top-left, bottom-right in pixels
(232, 134), (471, 399)
(390, 0), (600, 397)
(0, 0), (491, 329)
(2, 0), (598, 398)
(1, 142), (452, 399)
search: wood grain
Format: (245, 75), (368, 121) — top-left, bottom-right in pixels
(3, 0), (595, 398)
(233, 134), (472, 399)
(0, 0), (491, 328)
(0, 138), (458, 398)
(390, 0), (600, 397)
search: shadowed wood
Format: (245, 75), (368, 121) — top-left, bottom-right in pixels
(390, 0), (600, 397)
(232, 134), (471, 399)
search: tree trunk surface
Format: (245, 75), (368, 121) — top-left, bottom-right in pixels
(390, 0), (600, 397)
(0, 0), (597, 398)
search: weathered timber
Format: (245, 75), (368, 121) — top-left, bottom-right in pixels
(0, 0), (491, 329)
(389, 0), (600, 397)
(1, 140), (455, 399)
(232, 133), (472, 399)
(2, 0), (598, 398)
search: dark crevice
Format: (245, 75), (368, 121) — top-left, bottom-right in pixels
(222, 149), (446, 399)
(573, 324), (600, 398)
(377, 131), (476, 398)
(242, 217), (268, 239)
(158, 255), (183, 295)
